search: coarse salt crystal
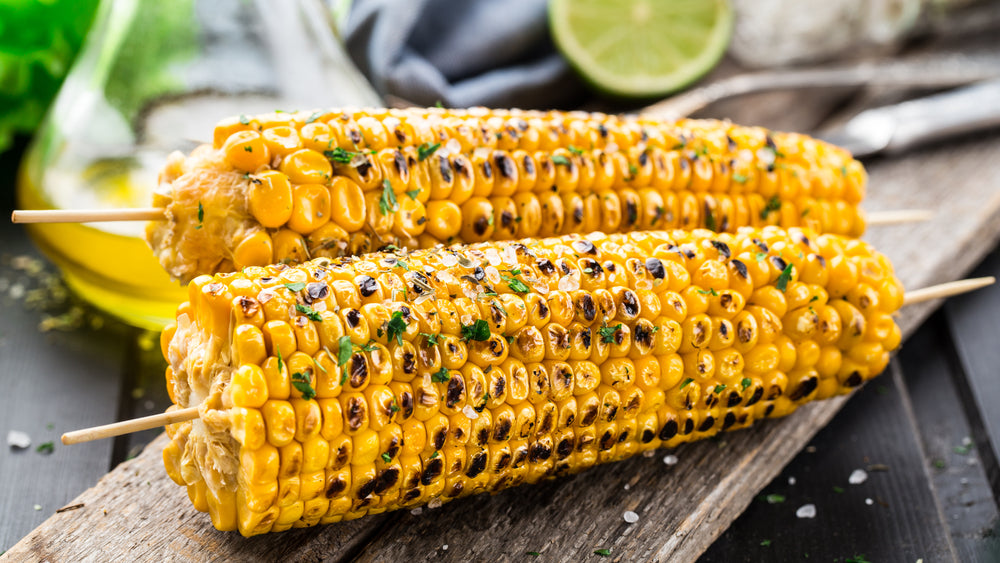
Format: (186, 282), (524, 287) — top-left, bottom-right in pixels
(557, 274), (580, 292)
(663, 455), (678, 466)
(642, 450), (656, 458)
(7, 430), (30, 449)
(10, 284), (25, 299)
(427, 499), (443, 509)
(865, 498), (874, 506)
(462, 405), (480, 419)
(485, 249), (502, 266)
(788, 476), (797, 485)
(442, 545), (449, 551)
(796, 504), (816, 518)
(442, 254), (458, 267)
(624, 484), (630, 490)
(623, 511), (639, 523)
(848, 469), (868, 485)
(411, 507), (423, 515)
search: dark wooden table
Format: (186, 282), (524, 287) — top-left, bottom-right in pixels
(4, 39), (1000, 559)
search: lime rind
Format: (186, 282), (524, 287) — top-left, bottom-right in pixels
(550, 0), (733, 98)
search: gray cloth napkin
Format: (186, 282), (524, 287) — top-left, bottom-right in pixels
(344, 0), (588, 109)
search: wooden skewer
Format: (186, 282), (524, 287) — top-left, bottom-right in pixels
(902, 276), (995, 306)
(866, 209), (934, 226)
(61, 276), (995, 445)
(61, 406), (200, 445)
(13, 207), (928, 226)
(11, 207), (166, 224)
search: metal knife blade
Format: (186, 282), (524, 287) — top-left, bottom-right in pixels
(818, 79), (1000, 158)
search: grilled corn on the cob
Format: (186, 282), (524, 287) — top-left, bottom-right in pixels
(160, 226), (901, 536)
(147, 108), (867, 283)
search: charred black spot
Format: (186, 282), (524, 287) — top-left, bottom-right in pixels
(495, 153), (515, 179)
(438, 155), (454, 183)
(446, 376), (465, 408)
(604, 405), (619, 421)
(556, 438), (574, 459)
(373, 468), (400, 494)
(641, 429), (655, 443)
(399, 391), (414, 418)
(537, 299), (549, 319)
(334, 444), (350, 467)
(638, 151), (649, 167)
(710, 240), (731, 259)
(727, 134), (738, 152)
(792, 231), (811, 248)
(421, 458), (443, 485)
(727, 391), (742, 407)
(645, 258), (665, 279)
(770, 256), (787, 272)
(493, 418), (512, 442)
(493, 375), (506, 398)
(705, 393), (719, 408)
(598, 431), (616, 451)
(348, 129), (363, 144)
(559, 261), (572, 275)
(433, 428), (447, 450)
(357, 478), (376, 499)
(345, 308), (361, 328)
(620, 290), (639, 317)
(626, 200), (638, 225)
(845, 371), (863, 388)
(603, 261), (617, 273)
(598, 124), (609, 138)
(682, 417), (695, 435)
(722, 412), (737, 430)
(572, 204), (584, 224)
(659, 419), (678, 440)
(578, 293), (596, 321)
(522, 154), (535, 175)
(581, 258), (603, 277)
(698, 416), (715, 432)
(449, 481), (465, 496)
(394, 150), (409, 176)
(530, 442), (554, 461)
(403, 488), (422, 501)
(581, 404), (599, 427)
(500, 210), (515, 229)
(539, 412), (554, 434)
(731, 259), (748, 280)
(764, 404), (776, 417)
(680, 158), (689, 171)
(401, 352), (416, 375)
(634, 322), (653, 348)
(477, 427), (490, 445)
(473, 216), (490, 236)
(495, 451), (512, 471)
(466, 451), (488, 477)
(746, 386), (764, 406)
(580, 327), (592, 349)
(238, 296), (259, 317)
(325, 477), (347, 498)
(346, 396), (365, 431)
(719, 319), (730, 338)
(536, 259), (556, 275)
(571, 239), (597, 255)
(357, 276), (378, 297)
(480, 160), (493, 180)
(753, 238), (768, 252)
(305, 282), (330, 302)
(350, 353), (368, 387)
(766, 385), (783, 400)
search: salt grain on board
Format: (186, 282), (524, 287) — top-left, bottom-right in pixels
(848, 469), (868, 485)
(623, 511), (639, 523)
(796, 504), (817, 518)
(7, 430), (30, 449)
(663, 455), (678, 466)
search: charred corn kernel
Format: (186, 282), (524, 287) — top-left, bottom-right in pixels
(151, 109), (868, 283)
(162, 226), (901, 535)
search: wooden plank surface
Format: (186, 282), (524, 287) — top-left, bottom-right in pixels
(6, 120), (1000, 560)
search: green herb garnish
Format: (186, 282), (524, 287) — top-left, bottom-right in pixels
(283, 282), (306, 292)
(680, 377), (694, 389)
(432, 367), (451, 383)
(598, 324), (622, 344)
(291, 371), (316, 401)
(381, 452), (392, 463)
(741, 378), (752, 391)
(713, 384), (726, 394)
(295, 304), (322, 322)
(337, 335), (352, 385)
(552, 154), (571, 166)
(775, 263), (794, 292)
(386, 310), (408, 346)
(760, 540), (772, 547)
(324, 147), (356, 164)
(36, 442), (54, 455)
(760, 196), (781, 219)
(696, 288), (718, 296)
(732, 173), (748, 183)
(705, 208), (716, 231)
(406, 188), (421, 200)
(568, 145), (583, 155)
(460, 319), (491, 341)
(276, 347), (285, 373)
(421, 332), (441, 346)
(764, 494), (785, 504)
(239, 114), (250, 125)
(417, 142), (441, 161)
(594, 549), (611, 557)
(379, 180), (398, 216)
(502, 272), (530, 294)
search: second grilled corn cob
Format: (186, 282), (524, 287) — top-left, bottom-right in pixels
(147, 107), (867, 283)
(160, 226), (901, 536)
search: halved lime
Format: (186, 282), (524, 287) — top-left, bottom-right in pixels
(549, 0), (733, 98)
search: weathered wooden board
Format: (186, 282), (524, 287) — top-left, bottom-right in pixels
(5, 125), (1000, 561)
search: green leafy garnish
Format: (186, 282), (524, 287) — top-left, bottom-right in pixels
(324, 147), (357, 164)
(417, 142), (441, 161)
(460, 319), (491, 341)
(775, 263), (794, 292)
(432, 367), (451, 383)
(502, 272), (530, 294)
(568, 145), (584, 155)
(755, 252), (767, 262)
(680, 377), (694, 389)
(197, 201), (204, 224)
(551, 154), (571, 166)
(291, 371), (316, 401)
(705, 208), (716, 231)
(696, 288), (718, 296)
(527, 552), (541, 557)
(276, 347), (285, 373)
(36, 442), (54, 455)
(760, 540), (772, 547)
(239, 114), (250, 125)
(760, 196), (781, 219)
(386, 310), (408, 346)
(594, 549), (611, 557)
(381, 452), (392, 463)
(801, 207), (811, 217)
(421, 332), (440, 346)
(389, 401), (400, 414)
(305, 111), (322, 124)
(295, 304), (322, 322)
(713, 384), (726, 394)
(764, 494), (785, 504)
(379, 179), (398, 215)
(337, 335), (352, 385)
(283, 282), (306, 292)
(833, 486), (844, 494)
(732, 173), (748, 183)
(740, 378), (752, 391)
(406, 188), (421, 200)
(429, 450), (439, 459)
(598, 324), (622, 344)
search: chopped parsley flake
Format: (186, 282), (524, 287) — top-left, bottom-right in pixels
(760, 196), (781, 219)
(732, 173), (748, 183)
(406, 188), (421, 200)
(386, 310), (408, 346)
(713, 384), (726, 394)
(697, 288), (719, 296)
(337, 335), (352, 385)
(421, 332), (440, 346)
(755, 252), (767, 262)
(36, 442), (54, 454)
(594, 549), (611, 557)
(760, 540), (772, 547)
(741, 378), (752, 391)
(833, 486), (844, 494)
(389, 401), (400, 414)
(680, 377), (694, 389)
(379, 180), (399, 215)
(429, 450), (439, 459)
(432, 367), (451, 383)
(502, 272), (530, 294)
(460, 319), (491, 341)
(243, 145), (253, 152)
(552, 154), (571, 166)
(598, 324), (622, 344)
(239, 114), (250, 125)
(276, 348), (285, 373)
(775, 263), (794, 292)
(764, 493), (785, 504)
(417, 142), (441, 161)
(705, 208), (716, 231)
(324, 147), (356, 164)
(295, 303), (322, 321)
(381, 452), (392, 463)
(291, 371), (316, 401)
(568, 145), (584, 155)
(283, 282), (306, 292)
(305, 111), (322, 124)
(197, 201), (204, 224)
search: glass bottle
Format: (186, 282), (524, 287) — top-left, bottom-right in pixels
(17, 0), (380, 329)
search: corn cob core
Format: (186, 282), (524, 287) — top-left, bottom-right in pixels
(147, 108), (867, 283)
(160, 226), (901, 536)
